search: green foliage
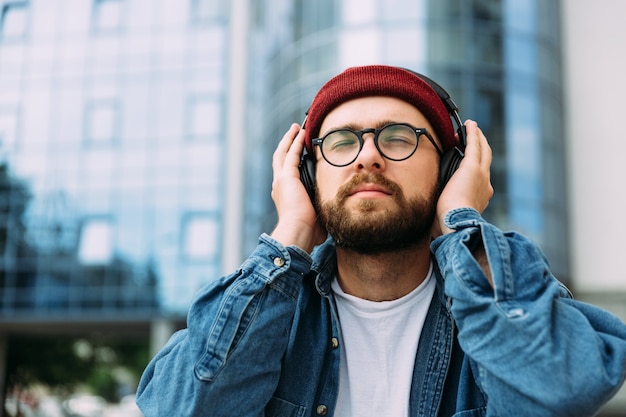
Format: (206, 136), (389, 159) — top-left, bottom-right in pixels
(86, 367), (118, 402)
(6, 335), (92, 392)
(104, 339), (151, 382)
(4, 334), (150, 401)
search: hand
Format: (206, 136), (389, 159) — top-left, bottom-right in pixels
(270, 123), (327, 252)
(434, 120), (494, 236)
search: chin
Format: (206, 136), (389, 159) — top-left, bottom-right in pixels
(351, 198), (394, 213)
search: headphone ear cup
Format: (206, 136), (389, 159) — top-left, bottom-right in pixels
(299, 153), (317, 202)
(439, 147), (464, 186)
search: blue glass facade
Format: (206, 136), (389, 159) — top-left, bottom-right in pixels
(1, 0), (568, 324)
(0, 0), (230, 321)
(247, 0), (569, 281)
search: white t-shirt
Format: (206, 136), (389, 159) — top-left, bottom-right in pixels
(331, 263), (436, 417)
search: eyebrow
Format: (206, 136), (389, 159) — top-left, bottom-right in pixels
(322, 119), (401, 135)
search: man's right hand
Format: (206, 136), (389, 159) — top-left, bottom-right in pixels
(433, 120), (494, 237)
(270, 123), (327, 253)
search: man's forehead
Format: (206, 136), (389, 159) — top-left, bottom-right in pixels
(318, 97), (433, 136)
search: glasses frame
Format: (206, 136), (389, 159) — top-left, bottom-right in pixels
(311, 122), (443, 167)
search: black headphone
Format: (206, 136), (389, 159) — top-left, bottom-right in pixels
(298, 69), (466, 202)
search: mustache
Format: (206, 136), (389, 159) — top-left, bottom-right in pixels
(336, 172), (403, 202)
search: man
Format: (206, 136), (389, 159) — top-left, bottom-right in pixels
(136, 65), (626, 417)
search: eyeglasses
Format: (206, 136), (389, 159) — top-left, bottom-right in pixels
(311, 122), (443, 167)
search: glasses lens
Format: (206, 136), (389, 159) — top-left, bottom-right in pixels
(321, 130), (360, 166)
(377, 124), (418, 160)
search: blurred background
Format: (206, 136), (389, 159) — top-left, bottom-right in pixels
(0, 0), (624, 416)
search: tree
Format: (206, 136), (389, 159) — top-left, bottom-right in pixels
(6, 336), (94, 393)
(0, 162), (33, 292)
(5, 334), (150, 404)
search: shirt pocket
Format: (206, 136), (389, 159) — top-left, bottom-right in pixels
(265, 397), (306, 417)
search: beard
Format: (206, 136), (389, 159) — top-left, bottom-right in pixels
(316, 172), (439, 255)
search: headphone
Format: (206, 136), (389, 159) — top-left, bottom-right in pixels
(298, 70), (466, 202)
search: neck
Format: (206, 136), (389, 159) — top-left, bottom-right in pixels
(335, 241), (432, 302)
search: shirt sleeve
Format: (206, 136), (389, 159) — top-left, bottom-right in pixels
(431, 208), (626, 417)
(136, 234), (312, 417)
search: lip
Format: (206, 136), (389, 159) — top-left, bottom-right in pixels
(348, 183), (392, 197)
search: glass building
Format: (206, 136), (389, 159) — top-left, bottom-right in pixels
(0, 0), (233, 326)
(1, 0), (570, 391)
(246, 0), (569, 281)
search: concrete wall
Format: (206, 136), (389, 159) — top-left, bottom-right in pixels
(562, 0), (626, 414)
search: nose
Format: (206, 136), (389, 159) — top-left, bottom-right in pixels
(353, 133), (385, 172)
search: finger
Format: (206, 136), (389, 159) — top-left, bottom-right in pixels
(285, 126), (306, 167)
(462, 120), (480, 160)
(472, 124), (492, 169)
(469, 123), (494, 201)
(274, 123), (300, 156)
(273, 123), (301, 171)
(463, 120), (492, 166)
(480, 132), (492, 169)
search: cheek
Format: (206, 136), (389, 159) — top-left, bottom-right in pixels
(396, 162), (440, 194)
(315, 166), (344, 201)
(413, 153), (440, 178)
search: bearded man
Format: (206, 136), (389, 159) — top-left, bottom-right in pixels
(137, 65), (626, 417)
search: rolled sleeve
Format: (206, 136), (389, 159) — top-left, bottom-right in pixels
(431, 208), (626, 417)
(137, 234), (313, 417)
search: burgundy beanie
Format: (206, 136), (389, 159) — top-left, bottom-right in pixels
(304, 65), (456, 154)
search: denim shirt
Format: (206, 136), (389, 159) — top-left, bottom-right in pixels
(137, 208), (626, 417)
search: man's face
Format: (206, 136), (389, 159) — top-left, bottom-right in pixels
(314, 96), (442, 254)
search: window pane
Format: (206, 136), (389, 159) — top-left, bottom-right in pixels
(382, 0), (423, 21)
(86, 101), (118, 143)
(1, 2), (28, 39)
(192, 0), (226, 23)
(342, 0), (376, 24)
(182, 215), (218, 260)
(188, 97), (220, 139)
(0, 108), (20, 151)
(93, 0), (123, 31)
(79, 218), (114, 265)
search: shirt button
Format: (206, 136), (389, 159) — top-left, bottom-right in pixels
(273, 257), (285, 267)
(316, 405), (328, 415)
(331, 337), (339, 349)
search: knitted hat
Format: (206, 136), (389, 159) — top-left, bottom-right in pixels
(303, 65), (456, 154)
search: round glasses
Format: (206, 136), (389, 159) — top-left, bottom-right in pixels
(311, 122), (443, 167)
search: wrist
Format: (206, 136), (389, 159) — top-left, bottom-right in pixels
(270, 222), (315, 253)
